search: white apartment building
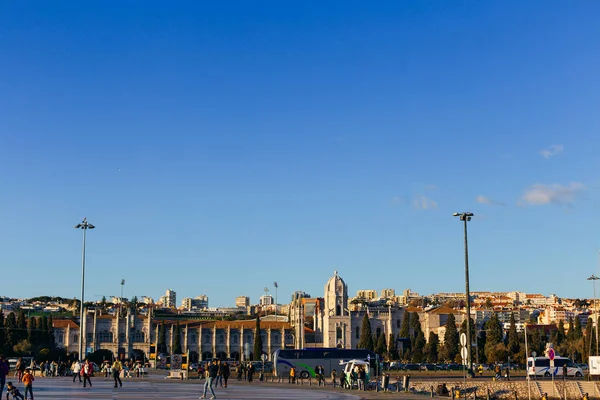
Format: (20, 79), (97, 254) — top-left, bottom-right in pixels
(182, 295), (209, 310)
(160, 289), (177, 308)
(260, 295), (274, 306)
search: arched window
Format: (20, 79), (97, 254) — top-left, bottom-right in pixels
(336, 327), (342, 341)
(336, 305), (341, 316)
(355, 326), (360, 339)
(397, 319), (401, 329)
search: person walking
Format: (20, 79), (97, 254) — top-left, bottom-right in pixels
(81, 360), (92, 388)
(221, 362), (230, 388)
(200, 360), (219, 399)
(214, 360), (223, 388)
(71, 360), (82, 383)
(112, 359), (123, 388)
(15, 358), (25, 383)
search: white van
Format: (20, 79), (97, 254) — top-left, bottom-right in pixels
(527, 356), (583, 378)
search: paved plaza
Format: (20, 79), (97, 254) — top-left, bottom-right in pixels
(13, 377), (362, 399)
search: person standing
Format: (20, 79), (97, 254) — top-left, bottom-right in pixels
(15, 358), (24, 383)
(236, 363), (243, 381)
(247, 363), (255, 383)
(22, 368), (34, 400)
(331, 369), (337, 388)
(504, 366), (510, 381)
(563, 364), (568, 380)
(0, 355), (8, 395)
(71, 360), (82, 383)
(200, 360), (219, 399)
(81, 360), (92, 388)
(214, 360), (223, 388)
(221, 362), (230, 388)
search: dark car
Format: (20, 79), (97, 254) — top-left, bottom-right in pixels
(420, 363), (436, 371)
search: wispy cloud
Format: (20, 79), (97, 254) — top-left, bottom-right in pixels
(476, 195), (506, 206)
(520, 182), (586, 206)
(540, 144), (564, 159)
(413, 196), (438, 210)
(391, 196), (406, 205)
(424, 184), (437, 191)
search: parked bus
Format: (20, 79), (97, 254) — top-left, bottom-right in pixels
(273, 348), (379, 379)
(527, 356), (584, 378)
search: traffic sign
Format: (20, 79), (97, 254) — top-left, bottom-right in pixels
(548, 348), (555, 360)
(460, 333), (467, 347)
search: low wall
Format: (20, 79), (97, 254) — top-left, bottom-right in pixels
(409, 379), (585, 399)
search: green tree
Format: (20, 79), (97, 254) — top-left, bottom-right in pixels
(411, 331), (426, 363)
(398, 311), (411, 358)
(39, 316), (49, 348)
(0, 311), (5, 353)
(484, 313), (505, 363)
(157, 320), (167, 354)
(172, 321), (182, 354)
(5, 312), (17, 351)
(47, 314), (55, 350)
(253, 315), (263, 360)
(566, 317), (575, 342)
(388, 333), (399, 360)
(557, 320), (566, 345)
(441, 313), (458, 362)
(27, 317), (38, 347)
(529, 328), (545, 357)
(399, 311), (410, 338)
(410, 312), (422, 340)
(375, 332), (387, 357)
(573, 317), (583, 340)
(507, 313), (520, 358)
(16, 310), (27, 344)
(357, 314), (375, 351)
(584, 318), (596, 362)
(424, 332), (439, 363)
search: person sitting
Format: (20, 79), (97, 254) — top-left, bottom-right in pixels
(5, 382), (24, 400)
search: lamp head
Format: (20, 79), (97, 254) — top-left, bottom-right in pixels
(453, 212), (460, 217)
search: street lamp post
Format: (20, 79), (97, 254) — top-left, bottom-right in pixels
(588, 274), (599, 356)
(74, 218), (95, 361)
(121, 279), (125, 308)
(274, 282), (278, 320)
(454, 212), (474, 376)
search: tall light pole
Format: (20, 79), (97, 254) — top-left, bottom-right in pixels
(454, 212), (474, 376)
(74, 218), (95, 361)
(121, 279), (125, 307)
(274, 282), (278, 319)
(588, 273), (599, 356)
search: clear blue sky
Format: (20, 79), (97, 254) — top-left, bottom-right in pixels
(1, 1), (599, 307)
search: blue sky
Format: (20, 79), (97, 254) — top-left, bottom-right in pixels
(1, 1), (599, 307)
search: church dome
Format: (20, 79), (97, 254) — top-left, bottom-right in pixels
(325, 270), (347, 295)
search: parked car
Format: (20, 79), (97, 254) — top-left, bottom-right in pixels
(420, 363), (436, 371)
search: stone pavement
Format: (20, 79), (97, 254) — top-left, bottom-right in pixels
(15, 376), (363, 399)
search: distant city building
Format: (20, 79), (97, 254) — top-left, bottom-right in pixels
(236, 296), (250, 307)
(260, 295), (274, 306)
(356, 290), (377, 300)
(380, 289), (395, 299)
(182, 295), (209, 310)
(160, 289), (177, 308)
(291, 291), (310, 302)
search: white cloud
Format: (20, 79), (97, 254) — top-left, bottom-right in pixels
(391, 196), (406, 205)
(520, 182), (586, 206)
(412, 196), (438, 210)
(476, 195), (506, 206)
(540, 144), (564, 159)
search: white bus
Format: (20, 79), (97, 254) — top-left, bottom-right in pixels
(527, 356), (583, 378)
(273, 348), (379, 379)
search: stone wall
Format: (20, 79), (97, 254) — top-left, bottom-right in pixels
(409, 379), (587, 399)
